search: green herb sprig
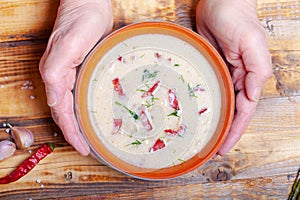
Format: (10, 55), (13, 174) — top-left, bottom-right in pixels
(115, 101), (139, 120)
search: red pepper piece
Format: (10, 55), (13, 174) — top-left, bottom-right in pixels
(168, 89), (180, 110)
(112, 78), (125, 96)
(139, 106), (153, 131)
(194, 85), (205, 92)
(142, 81), (161, 98)
(164, 125), (187, 136)
(155, 52), (162, 58)
(112, 118), (122, 134)
(198, 107), (208, 115)
(0, 143), (54, 184)
(117, 56), (124, 62)
(149, 138), (166, 152)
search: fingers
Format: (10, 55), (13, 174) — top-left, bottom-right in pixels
(218, 89), (258, 155)
(51, 90), (90, 156)
(39, 1), (113, 156)
(241, 27), (273, 102)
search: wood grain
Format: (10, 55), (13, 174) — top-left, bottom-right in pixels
(0, 0), (299, 199)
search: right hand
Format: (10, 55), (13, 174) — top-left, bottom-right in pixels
(39, 0), (113, 156)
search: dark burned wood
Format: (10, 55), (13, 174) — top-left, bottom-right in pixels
(0, 0), (299, 199)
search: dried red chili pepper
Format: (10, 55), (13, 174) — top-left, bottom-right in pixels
(149, 138), (166, 152)
(142, 80), (161, 98)
(168, 89), (180, 110)
(0, 143), (54, 184)
(112, 78), (125, 96)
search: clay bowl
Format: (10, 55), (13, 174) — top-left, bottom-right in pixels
(74, 22), (234, 180)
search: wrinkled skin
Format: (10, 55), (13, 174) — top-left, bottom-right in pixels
(39, 0), (272, 156)
(196, 0), (272, 155)
(39, 0), (113, 155)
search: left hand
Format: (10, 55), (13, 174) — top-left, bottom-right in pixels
(196, 0), (272, 155)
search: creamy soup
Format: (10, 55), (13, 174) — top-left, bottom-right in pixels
(88, 34), (221, 169)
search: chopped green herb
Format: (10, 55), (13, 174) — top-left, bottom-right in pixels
(178, 158), (185, 162)
(179, 75), (185, 83)
(144, 100), (153, 108)
(167, 109), (180, 117)
(142, 69), (159, 82)
(90, 110), (97, 114)
(174, 63), (180, 67)
(151, 96), (159, 103)
(115, 101), (139, 120)
(188, 83), (197, 98)
(125, 139), (143, 146)
(140, 54), (145, 59)
(136, 89), (147, 93)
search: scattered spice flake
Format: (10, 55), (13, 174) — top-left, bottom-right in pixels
(112, 78), (125, 96)
(164, 125), (187, 136)
(53, 132), (58, 137)
(168, 89), (180, 110)
(141, 81), (161, 98)
(36, 178), (41, 183)
(149, 138), (166, 152)
(115, 101), (138, 120)
(29, 95), (35, 100)
(126, 139), (143, 147)
(198, 107), (208, 115)
(112, 118), (122, 134)
(138, 106), (153, 131)
(142, 69), (159, 81)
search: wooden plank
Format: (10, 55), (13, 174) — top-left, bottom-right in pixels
(0, 0), (299, 199)
(0, 0), (59, 42)
(0, 96), (299, 198)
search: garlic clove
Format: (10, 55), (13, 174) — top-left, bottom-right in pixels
(7, 124), (34, 150)
(0, 140), (16, 161)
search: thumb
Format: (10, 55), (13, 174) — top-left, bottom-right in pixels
(39, 32), (86, 107)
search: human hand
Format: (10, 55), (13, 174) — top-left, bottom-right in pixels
(196, 0), (272, 155)
(39, 0), (113, 156)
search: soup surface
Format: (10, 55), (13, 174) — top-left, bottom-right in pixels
(88, 34), (221, 169)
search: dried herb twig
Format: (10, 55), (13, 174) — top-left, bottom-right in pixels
(288, 167), (300, 200)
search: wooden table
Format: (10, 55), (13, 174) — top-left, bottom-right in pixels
(0, 0), (299, 199)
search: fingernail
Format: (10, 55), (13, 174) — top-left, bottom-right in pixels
(251, 87), (261, 102)
(46, 89), (57, 106)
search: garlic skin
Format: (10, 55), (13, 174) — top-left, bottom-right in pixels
(0, 140), (16, 161)
(7, 124), (34, 150)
